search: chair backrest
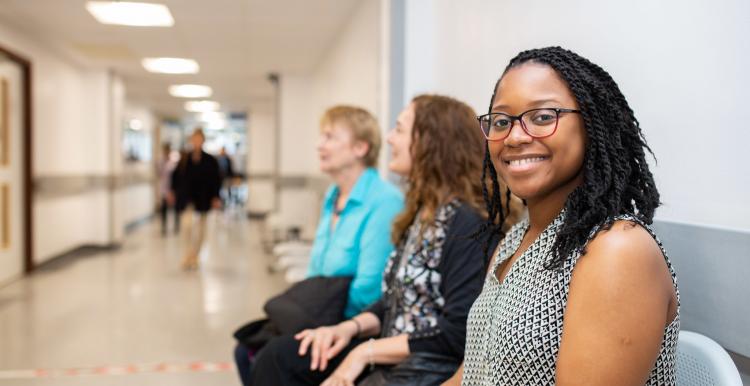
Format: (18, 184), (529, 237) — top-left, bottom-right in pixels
(676, 331), (743, 386)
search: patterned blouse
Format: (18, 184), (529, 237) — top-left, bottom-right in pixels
(462, 211), (680, 385)
(381, 201), (457, 336)
(366, 200), (488, 357)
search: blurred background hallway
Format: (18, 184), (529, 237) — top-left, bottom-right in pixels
(0, 0), (748, 384)
(0, 208), (286, 385)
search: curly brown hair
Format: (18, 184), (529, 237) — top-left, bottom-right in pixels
(390, 94), (487, 243)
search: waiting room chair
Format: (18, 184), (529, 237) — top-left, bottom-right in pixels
(676, 330), (743, 386)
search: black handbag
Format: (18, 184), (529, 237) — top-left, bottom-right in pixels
(357, 352), (460, 386)
(233, 275), (353, 350)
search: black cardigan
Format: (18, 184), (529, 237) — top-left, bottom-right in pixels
(365, 203), (494, 359)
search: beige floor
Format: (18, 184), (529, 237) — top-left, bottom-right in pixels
(0, 211), (287, 385)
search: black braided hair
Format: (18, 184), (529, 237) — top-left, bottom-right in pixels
(481, 46), (660, 270)
(475, 139), (507, 271)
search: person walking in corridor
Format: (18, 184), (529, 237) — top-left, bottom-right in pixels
(157, 143), (178, 235)
(171, 128), (222, 270)
(217, 146), (236, 207)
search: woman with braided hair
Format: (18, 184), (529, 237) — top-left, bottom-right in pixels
(443, 47), (680, 386)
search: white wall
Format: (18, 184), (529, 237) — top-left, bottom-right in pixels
(118, 103), (157, 228)
(0, 23), (116, 263)
(0, 22), (157, 264)
(248, 109), (276, 175)
(246, 107), (276, 213)
(279, 0), (383, 178)
(35, 70), (111, 176)
(279, 75), (315, 176)
(403, 0), (750, 232)
(33, 192), (110, 261)
(267, 0), (383, 231)
(117, 184), (154, 226)
(0, 24), (111, 177)
(309, 0), (381, 133)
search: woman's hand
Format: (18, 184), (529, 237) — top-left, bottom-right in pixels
(321, 345), (368, 386)
(295, 321), (358, 371)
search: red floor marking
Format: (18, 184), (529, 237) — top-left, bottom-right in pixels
(94, 366), (109, 374)
(0, 361), (234, 379)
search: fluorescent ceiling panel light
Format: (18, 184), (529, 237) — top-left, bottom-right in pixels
(185, 100), (220, 112)
(142, 58), (199, 74)
(129, 119), (143, 131)
(169, 84), (212, 98)
(86, 1), (174, 27)
(198, 112), (226, 121)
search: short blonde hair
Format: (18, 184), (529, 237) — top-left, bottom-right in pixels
(320, 105), (381, 167)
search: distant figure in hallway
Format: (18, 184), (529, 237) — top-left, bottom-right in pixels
(217, 146), (236, 207)
(169, 148), (190, 231)
(170, 128), (222, 270)
(158, 143), (178, 235)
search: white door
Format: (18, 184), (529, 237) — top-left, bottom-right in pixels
(0, 55), (24, 285)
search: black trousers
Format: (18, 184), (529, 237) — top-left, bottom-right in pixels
(160, 198), (180, 234)
(249, 334), (366, 386)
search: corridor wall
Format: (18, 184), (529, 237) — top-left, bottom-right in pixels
(251, 0), (385, 238)
(0, 22), (156, 265)
(0, 22), (111, 264)
(245, 107), (276, 214)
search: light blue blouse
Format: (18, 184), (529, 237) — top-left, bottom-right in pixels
(307, 168), (403, 318)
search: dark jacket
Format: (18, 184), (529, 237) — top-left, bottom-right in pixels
(366, 202), (492, 360)
(171, 150), (221, 212)
(233, 276), (352, 350)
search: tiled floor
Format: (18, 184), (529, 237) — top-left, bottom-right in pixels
(0, 211), (286, 385)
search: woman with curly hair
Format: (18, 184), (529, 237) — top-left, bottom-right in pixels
(444, 47), (680, 386)
(249, 95), (522, 385)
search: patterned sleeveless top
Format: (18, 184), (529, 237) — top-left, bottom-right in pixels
(462, 212), (680, 385)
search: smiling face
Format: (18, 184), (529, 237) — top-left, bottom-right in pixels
(489, 62), (587, 204)
(386, 102), (415, 176)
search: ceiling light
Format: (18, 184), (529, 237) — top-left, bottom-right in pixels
(185, 100), (220, 112)
(129, 119), (143, 131)
(142, 58), (199, 74)
(168, 84), (212, 98)
(198, 112), (226, 121)
(86, 1), (174, 27)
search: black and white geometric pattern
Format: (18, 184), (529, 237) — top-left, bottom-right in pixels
(461, 211), (680, 386)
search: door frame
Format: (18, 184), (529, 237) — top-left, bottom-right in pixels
(0, 43), (33, 273)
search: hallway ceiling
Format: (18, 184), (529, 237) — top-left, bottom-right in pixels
(0, 0), (363, 118)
